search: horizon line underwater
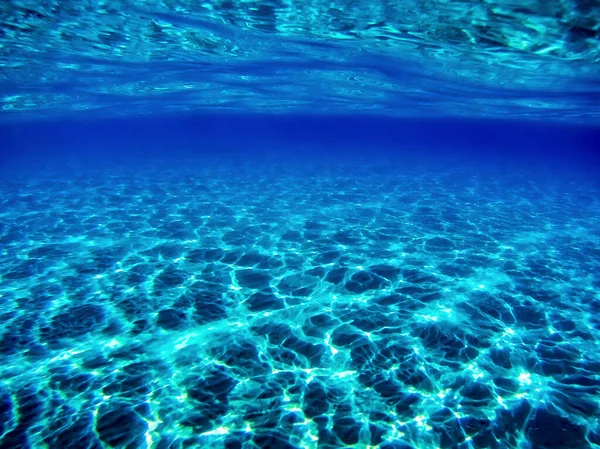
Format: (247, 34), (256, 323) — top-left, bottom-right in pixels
(1, 1), (600, 449)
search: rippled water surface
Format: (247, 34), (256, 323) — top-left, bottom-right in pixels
(1, 0), (600, 121)
(1, 1), (600, 449)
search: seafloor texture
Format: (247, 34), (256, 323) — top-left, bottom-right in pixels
(1, 164), (600, 449)
(1, 0), (600, 121)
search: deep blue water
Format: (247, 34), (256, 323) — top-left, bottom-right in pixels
(1, 2), (600, 449)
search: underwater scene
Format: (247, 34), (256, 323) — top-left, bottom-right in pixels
(1, 1), (600, 449)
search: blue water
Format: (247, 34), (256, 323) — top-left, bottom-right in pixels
(1, 2), (600, 449)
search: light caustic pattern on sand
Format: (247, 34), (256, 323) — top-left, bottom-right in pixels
(1, 165), (600, 449)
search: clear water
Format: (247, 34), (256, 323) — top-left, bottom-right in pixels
(1, 2), (600, 449)
(1, 0), (600, 122)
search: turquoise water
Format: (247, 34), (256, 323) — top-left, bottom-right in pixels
(1, 0), (600, 122)
(1, 2), (600, 449)
(1, 162), (600, 448)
